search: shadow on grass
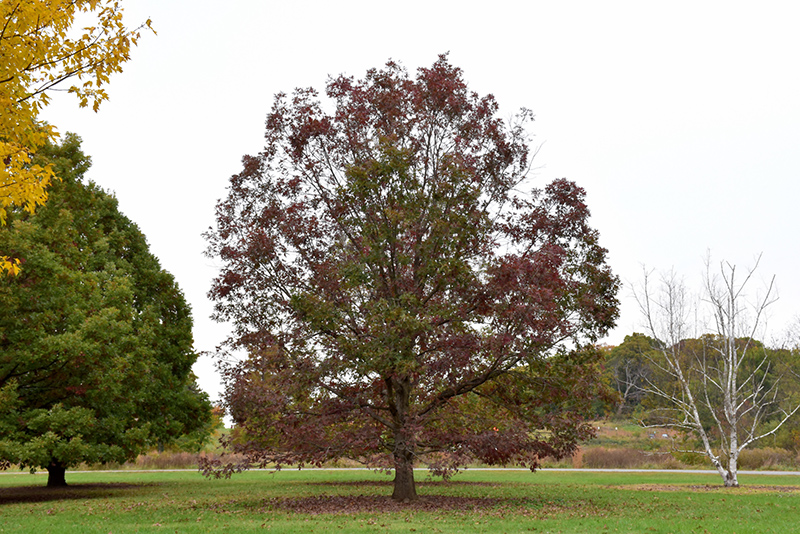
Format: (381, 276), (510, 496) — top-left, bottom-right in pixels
(259, 494), (509, 513)
(0, 482), (151, 505)
(272, 480), (513, 512)
(305, 480), (502, 487)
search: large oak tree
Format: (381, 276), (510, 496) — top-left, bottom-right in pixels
(0, 134), (211, 487)
(204, 56), (619, 501)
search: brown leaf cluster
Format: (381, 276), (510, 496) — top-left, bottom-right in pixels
(260, 494), (503, 514)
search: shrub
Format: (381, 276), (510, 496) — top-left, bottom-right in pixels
(737, 447), (797, 470)
(580, 447), (685, 469)
(582, 447), (645, 469)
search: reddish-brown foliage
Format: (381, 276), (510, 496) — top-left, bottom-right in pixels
(204, 55), (619, 500)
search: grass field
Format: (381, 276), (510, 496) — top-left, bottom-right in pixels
(2, 468), (800, 533)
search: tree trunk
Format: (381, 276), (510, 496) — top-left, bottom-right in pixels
(724, 452), (739, 487)
(711, 453), (739, 487)
(46, 461), (67, 487)
(392, 448), (417, 502)
(389, 377), (417, 502)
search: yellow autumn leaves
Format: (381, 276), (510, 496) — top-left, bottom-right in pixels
(1, 1), (152, 274)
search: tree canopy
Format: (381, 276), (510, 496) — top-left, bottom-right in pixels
(204, 56), (619, 501)
(0, 1), (153, 273)
(0, 134), (210, 486)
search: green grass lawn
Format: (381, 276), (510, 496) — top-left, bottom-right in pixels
(2, 468), (799, 533)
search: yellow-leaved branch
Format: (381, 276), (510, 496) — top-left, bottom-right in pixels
(1, 0), (153, 274)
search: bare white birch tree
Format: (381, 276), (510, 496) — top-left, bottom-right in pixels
(635, 256), (800, 487)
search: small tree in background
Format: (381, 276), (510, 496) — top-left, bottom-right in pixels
(0, 134), (211, 487)
(204, 55), (619, 501)
(604, 333), (657, 417)
(635, 256), (800, 487)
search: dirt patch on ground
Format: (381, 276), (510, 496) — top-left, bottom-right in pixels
(618, 484), (800, 493)
(261, 494), (505, 514)
(0, 483), (145, 504)
(257, 494), (604, 516)
(306, 480), (500, 488)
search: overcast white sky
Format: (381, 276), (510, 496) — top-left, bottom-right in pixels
(42, 1), (800, 403)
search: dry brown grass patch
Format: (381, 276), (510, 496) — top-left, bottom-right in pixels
(616, 484), (800, 493)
